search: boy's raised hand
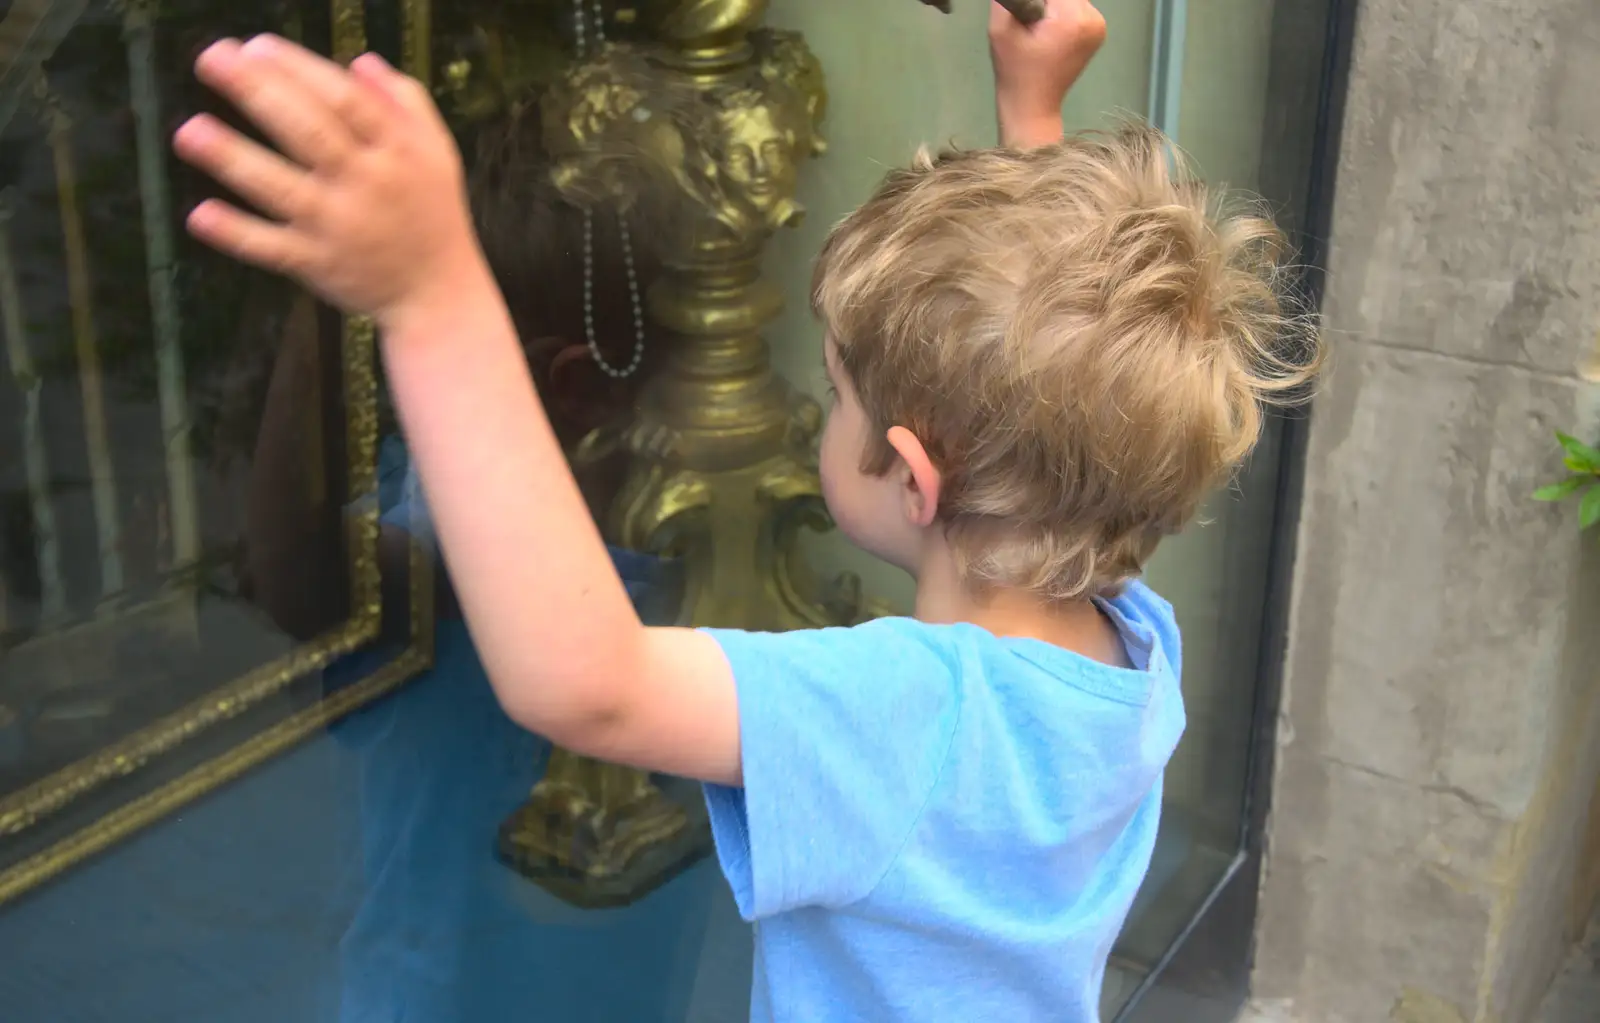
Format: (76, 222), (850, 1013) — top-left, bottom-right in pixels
(174, 36), (485, 331)
(989, 0), (1106, 147)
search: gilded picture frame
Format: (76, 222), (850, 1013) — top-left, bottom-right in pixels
(0, 0), (434, 906)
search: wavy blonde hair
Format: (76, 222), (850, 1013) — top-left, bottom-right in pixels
(812, 123), (1323, 602)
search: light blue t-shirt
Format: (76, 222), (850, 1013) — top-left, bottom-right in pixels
(703, 582), (1185, 1023)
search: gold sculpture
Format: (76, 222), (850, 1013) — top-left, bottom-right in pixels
(549, 25), (846, 632)
(485, 0), (886, 908)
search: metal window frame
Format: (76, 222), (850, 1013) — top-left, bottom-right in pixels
(1146, 0), (1188, 138)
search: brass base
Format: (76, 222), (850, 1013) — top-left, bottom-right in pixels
(495, 749), (707, 909)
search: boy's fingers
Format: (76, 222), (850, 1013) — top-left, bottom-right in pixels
(252, 35), (391, 142)
(186, 198), (316, 278)
(173, 114), (314, 221)
(350, 53), (440, 125)
(195, 38), (353, 170)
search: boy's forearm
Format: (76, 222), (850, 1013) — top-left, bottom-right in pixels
(998, 99), (1065, 148)
(377, 254), (647, 741)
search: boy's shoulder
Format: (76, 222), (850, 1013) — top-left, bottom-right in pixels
(704, 615), (965, 681)
(698, 587), (1184, 927)
(709, 580), (1178, 662)
(706, 589), (1179, 694)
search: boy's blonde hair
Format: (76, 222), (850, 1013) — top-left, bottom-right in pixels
(812, 123), (1321, 602)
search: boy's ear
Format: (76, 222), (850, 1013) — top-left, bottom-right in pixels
(886, 426), (942, 528)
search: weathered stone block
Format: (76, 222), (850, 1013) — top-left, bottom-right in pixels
(1286, 340), (1594, 817)
(1254, 1), (1600, 1015)
(1321, 0), (1600, 377)
(1255, 747), (1503, 1022)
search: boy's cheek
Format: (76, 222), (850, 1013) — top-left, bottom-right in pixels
(818, 415), (900, 559)
(818, 453), (867, 545)
(818, 451), (851, 529)
(820, 466), (904, 569)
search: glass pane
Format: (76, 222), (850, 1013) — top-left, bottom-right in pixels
(0, 1), (1328, 1021)
(1117, 0), (1286, 968)
(0, 0), (439, 1017)
(1111, 1), (1336, 1018)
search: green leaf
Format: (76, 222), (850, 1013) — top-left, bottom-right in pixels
(1556, 432), (1600, 473)
(1583, 485), (1600, 531)
(1533, 477), (1588, 501)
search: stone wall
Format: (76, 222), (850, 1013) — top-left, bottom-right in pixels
(1251, 0), (1600, 1020)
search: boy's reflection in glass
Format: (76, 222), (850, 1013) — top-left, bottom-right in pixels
(242, 133), (716, 1019)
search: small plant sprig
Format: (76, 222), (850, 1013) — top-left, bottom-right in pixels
(1534, 432), (1600, 536)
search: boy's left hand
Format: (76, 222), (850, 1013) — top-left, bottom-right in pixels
(174, 36), (486, 331)
(989, 0), (1106, 147)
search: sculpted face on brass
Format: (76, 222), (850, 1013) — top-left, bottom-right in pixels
(699, 37), (825, 238)
(696, 30), (826, 242)
(541, 28), (824, 250)
(711, 92), (802, 232)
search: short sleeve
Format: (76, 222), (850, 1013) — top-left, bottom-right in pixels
(1113, 580), (1182, 682)
(701, 619), (961, 921)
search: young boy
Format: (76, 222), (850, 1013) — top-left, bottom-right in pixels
(172, 2), (1318, 1019)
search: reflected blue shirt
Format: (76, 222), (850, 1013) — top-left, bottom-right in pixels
(702, 587), (1185, 1023)
(331, 439), (696, 1023)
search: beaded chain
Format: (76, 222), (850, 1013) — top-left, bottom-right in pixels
(573, 0), (646, 378)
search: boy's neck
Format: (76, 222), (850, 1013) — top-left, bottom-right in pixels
(911, 540), (1132, 669)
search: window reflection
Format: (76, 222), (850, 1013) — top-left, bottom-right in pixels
(0, 1), (1333, 1021)
(0, 0), (395, 900)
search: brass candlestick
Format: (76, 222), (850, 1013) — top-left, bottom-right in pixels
(488, 0), (885, 907)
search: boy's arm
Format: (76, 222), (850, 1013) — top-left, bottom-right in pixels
(988, 0), (1106, 147)
(174, 36), (742, 786)
(381, 269), (742, 784)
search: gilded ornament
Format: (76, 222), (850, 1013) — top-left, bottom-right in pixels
(491, 0), (886, 910)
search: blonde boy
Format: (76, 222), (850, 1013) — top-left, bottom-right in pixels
(174, 2), (1318, 1019)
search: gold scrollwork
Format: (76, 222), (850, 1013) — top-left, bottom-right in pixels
(616, 466), (713, 560)
(496, 746), (701, 909)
